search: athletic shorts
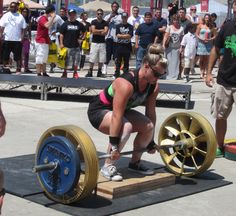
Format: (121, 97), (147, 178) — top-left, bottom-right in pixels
(65, 47), (80, 68)
(184, 57), (195, 69)
(87, 95), (111, 129)
(211, 83), (236, 119)
(35, 43), (49, 64)
(89, 43), (106, 63)
(2, 41), (22, 61)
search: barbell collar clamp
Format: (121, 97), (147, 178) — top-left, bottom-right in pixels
(32, 161), (58, 173)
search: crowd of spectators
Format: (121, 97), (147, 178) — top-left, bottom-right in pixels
(0, 0), (226, 83)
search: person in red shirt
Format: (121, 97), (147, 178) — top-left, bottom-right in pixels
(35, 5), (56, 76)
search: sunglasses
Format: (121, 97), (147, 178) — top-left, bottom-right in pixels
(149, 65), (166, 78)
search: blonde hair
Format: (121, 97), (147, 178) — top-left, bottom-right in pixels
(142, 43), (168, 68)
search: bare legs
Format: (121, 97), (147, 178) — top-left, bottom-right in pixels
(98, 110), (154, 165)
(216, 119), (227, 149)
(199, 55), (209, 79)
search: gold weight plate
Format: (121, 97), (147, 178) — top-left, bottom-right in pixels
(158, 112), (217, 177)
(35, 125), (99, 204)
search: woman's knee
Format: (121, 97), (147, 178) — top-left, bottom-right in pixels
(143, 121), (154, 133)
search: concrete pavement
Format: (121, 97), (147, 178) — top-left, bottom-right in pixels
(0, 66), (236, 216)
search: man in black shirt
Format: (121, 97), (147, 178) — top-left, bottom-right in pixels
(85, 9), (108, 77)
(59, 9), (85, 78)
(135, 12), (159, 69)
(206, 0), (236, 157)
(114, 12), (133, 78)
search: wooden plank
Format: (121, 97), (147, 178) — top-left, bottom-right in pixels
(96, 168), (175, 199)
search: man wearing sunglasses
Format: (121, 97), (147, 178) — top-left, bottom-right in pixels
(0, 1), (27, 74)
(85, 9), (108, 77)
(186, 5), (200, 25)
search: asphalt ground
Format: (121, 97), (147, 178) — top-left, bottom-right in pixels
(0, 62), (236, 216)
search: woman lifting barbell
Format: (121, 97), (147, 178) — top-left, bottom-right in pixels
(87, 43), (168, 181)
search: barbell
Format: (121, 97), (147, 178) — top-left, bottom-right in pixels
(33, 112), (217, 204)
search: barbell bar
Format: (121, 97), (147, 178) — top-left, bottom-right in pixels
(33, 112), (217, 204)
(33, 140), (188, 173)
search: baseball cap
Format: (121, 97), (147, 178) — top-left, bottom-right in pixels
(68, 9), (77, 14)
(121, 12), (128, 17)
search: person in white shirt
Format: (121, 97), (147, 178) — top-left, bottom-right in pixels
(180, 23), (198, 82)
(186, 5), (200, 25)
(0, 2), (27, 74)
(127, 6), (144, 55)
(102, 1), (122, 76)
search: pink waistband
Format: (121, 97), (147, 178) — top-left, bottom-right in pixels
(99, 90), (111, 105)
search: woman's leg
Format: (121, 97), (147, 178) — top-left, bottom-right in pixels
(98, 109), (154, 164)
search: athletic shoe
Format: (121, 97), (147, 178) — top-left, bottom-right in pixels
(128, 161), (154, 175)
(24, 69), (33, 73)
(183, 75), (192, 83)
(102, 64), (107, 75)
(216, 147), (224, 158)
(73, 72), (79, 79)
(42, 73), (50, 77)
(61, 72), (67, 78)
(100, 164), (123, 181)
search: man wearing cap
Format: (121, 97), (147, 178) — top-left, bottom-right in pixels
(35, 4), (56, 76)
(60, 9), (86, 78)
(114, 12), (133, 78)
(206, 0), (236, 157)
(0, 1), (27, 74)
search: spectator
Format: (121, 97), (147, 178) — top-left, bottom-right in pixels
(127, 6), (144, 55)
(60, 7), (68, 22)
(102, 1), (122, 76)
(205, 0), (236, 157)
(21, 7), (32, 73)
(0, 1), (27, 74)
(163, 14), (184, 80)
(211, 13), (218, 29)
(35, 4), (56, 76)
(135, 12), (160, 69)
(0, 101), (6, 215)
(180, 23), (198, 83)
(114, 12), (133, 78)
(168, 0), (179, 23)
(196, 14), (217, 79)
(85, 9), (108, 77)
(153, 8), (167, 43)
(186, 5), (200, 25)
(79, 12), (91, 72)
(178, 7), (192, 79)
(178, 7), (191, 34)
(48, 14), (64, 73)
(60, 9), (86, 79)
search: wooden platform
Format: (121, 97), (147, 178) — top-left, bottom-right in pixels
(96, 168), (176, 199)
